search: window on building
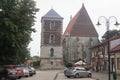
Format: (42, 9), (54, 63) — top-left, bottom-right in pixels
(117, 58), (120, 69)
(50, 48), (54, 57)
(50, 21), (55, 30)
(49, 34), (55, 44)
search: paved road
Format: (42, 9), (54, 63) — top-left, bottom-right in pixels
(18, 70), (120, 80)
(18, 70), (58, 80)
(18, 70), (95, 80)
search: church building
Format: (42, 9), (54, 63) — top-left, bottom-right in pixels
(62, 4), (99, 65)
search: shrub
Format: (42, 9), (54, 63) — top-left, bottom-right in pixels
(65, 62), (73, 68)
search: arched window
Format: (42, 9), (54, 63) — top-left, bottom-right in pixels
(50, 48), (54, 57)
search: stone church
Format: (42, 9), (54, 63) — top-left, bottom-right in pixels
(40, 9), (64, 69)
(62, 4), (99, 65)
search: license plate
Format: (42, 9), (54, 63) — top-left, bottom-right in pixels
(12, 72), (16, 74)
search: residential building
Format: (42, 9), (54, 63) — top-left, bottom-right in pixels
(91, 36), (120, 74)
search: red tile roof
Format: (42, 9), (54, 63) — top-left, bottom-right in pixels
(111, 44), (120, 52)
(62, 4), (98, 40)
(95, 36), (120, 47)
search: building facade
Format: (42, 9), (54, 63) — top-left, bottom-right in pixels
(40, 9), (64, 69)
(91, 36), (120, 74)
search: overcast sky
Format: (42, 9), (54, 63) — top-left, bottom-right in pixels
(28, 0), (120, 56)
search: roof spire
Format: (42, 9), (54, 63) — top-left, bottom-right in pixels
(51, 6), (53, 9)
(82, 0), (85, 5)
(82, 2), (85, 8)
(82, 3), (84, 6)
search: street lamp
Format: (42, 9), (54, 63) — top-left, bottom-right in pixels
(96, 16), (120, 80)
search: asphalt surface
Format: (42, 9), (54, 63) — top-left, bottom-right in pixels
(18, 70), (120, 80)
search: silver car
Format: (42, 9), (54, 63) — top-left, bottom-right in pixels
(64, 67), (92, 78)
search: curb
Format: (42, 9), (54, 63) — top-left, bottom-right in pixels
(92, 77), (99, 80)
(53, 72), (58, 80)
(53, 70), (63, 80)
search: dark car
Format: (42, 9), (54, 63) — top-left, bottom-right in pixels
(0, 66), (18, 80)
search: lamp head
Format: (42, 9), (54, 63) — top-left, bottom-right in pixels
(96, 21), (101, 26)
(114, 21), (120, 26)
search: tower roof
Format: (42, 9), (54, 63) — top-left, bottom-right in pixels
(62, 4), (98, 40)
(42, 9), (63, 19)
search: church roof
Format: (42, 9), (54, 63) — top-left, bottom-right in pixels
(62, 4), (98, 40)
(42, 9), (63, 19)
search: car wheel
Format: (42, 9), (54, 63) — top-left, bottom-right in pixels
(75, 73), (79, 78)
(1, 77), (5, 80)
(88, 73), (92, 77)
(67, 76), (70, 78)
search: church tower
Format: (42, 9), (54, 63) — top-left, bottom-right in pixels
(40, 9), (64, 69)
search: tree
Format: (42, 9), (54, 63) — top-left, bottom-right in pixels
(0, 0), (39, 65)
(102, 29), (120, 40)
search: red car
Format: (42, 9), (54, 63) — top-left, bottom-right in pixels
(15, 67), (24, 78)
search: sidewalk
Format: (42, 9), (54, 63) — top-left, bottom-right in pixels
(92, 71), (120, 80)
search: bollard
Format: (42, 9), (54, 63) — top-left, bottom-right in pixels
(113, 72), (117, 80)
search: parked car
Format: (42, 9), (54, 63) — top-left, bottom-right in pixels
(15, 67), (24, 78)
(0, 66), (18, 80)
(3, 65), (24, 79)
(24, 67), (34, 76)
(28, 66), (36, 75)
(21, 67), (30, 77)
(64, 67), (92, 78)
(14, 66), (29, 77)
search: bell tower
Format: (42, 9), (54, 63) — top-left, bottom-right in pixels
(40, 9), (64, 69)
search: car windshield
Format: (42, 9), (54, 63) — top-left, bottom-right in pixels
(68, 67), (75, 70)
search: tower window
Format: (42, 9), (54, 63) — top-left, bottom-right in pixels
(49, 34), (55, 44)
(50, 21), (55, 30)
(50, 48), (54, 57)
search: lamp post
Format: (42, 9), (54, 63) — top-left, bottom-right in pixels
(0, 9), (2, 11)
(96, 16), (119, 80)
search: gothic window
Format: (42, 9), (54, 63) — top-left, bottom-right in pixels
(76, 37), (79, 41)
(50, 21), (55, 30)
(49, 34), (55, 44)
(50, 48), (54, 57)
